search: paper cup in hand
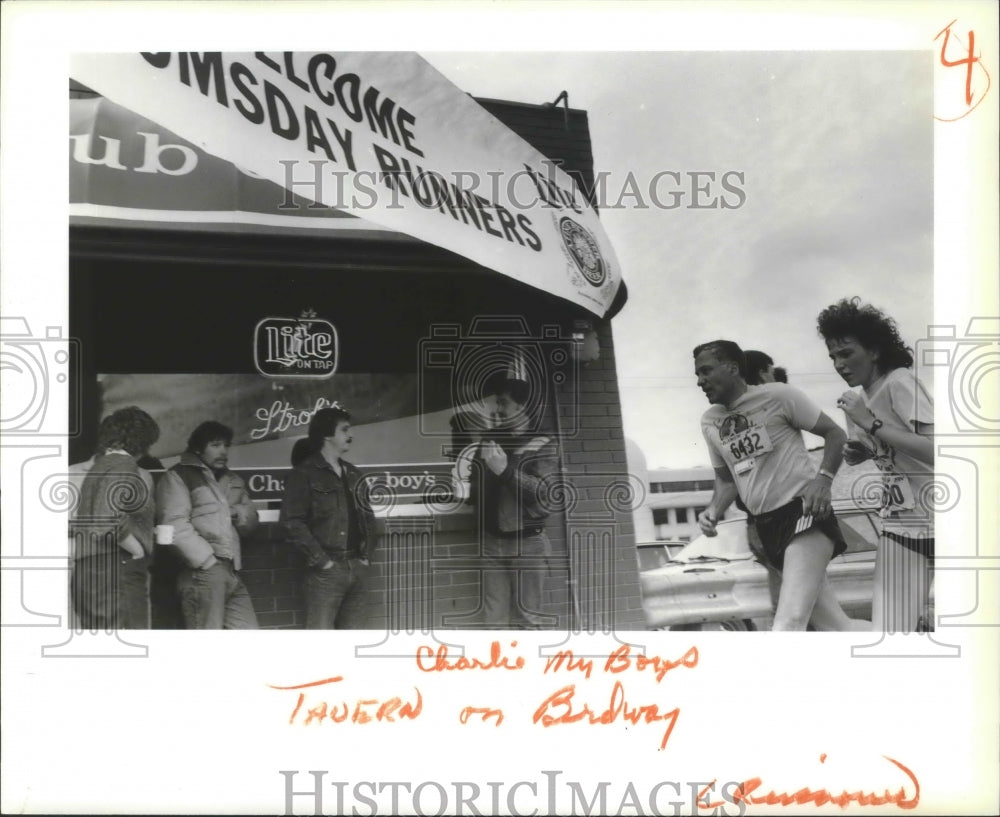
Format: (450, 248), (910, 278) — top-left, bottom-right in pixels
(155, 525), (174, 545)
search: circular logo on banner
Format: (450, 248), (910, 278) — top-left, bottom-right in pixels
(559, 217), (606, 287)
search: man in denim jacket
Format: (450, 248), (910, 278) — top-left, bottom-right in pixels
(473, 378), (560, 629)
(281, 407), (376, 629)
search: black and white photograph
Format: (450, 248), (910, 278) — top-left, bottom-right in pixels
(2, 2), (997, 815)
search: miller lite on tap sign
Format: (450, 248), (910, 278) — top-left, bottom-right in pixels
(253, 310), (338, 378)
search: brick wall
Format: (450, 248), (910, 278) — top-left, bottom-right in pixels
(555, 319), (646, 631)
(165, 510), (573, 632)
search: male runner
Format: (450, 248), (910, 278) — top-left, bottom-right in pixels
(694, 340), (868, 631)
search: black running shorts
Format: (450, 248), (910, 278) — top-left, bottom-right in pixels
(748, 496), (847, 571)
(882, 530), (935, 561)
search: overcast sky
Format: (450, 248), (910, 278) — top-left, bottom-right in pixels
(422, 51), (934, 469)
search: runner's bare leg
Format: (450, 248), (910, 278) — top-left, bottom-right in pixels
(774, 529), (870, 631)
(810, 581), (870, 631)
(772, 530), (833, 631)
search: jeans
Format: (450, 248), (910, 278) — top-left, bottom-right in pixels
(71, 552), (150, 631)
(150, 545), (186, 629)
(304, 558), (371, 629)
(482, 531), (550, 629)
(177, 560), (258, 629)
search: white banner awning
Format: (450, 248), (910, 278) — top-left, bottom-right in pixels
(71, 52), (625, 317)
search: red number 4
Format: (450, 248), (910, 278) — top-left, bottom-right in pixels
(935, 19), (988, 115)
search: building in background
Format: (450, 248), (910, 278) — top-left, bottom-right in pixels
(629, 448), (880, 545)
(637, 466), (745, 543)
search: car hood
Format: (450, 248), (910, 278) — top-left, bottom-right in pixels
(669, 523), (755, 564)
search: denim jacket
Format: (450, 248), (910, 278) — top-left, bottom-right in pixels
(280, 451), (376, 567)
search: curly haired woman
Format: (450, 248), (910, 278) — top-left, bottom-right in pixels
(818, 298), (934, 634)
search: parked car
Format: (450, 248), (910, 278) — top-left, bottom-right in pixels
(638, 503), (894, 631)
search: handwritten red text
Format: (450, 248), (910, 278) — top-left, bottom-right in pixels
(268, 676), (423, 726)
(604, 644), (699, 682)
(533, 680), (681, 750)
(416, 640), (525, 672)
(698, 755), (920, 810)
(934, 19), (991, 121)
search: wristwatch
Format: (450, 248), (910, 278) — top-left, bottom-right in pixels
(817, 468), (836, 480)
(869, 417), (884, 436)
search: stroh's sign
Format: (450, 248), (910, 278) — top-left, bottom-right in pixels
(249, 397), (343, 440)
(70, 52), (624, 317)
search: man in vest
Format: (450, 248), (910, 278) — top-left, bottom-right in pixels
(473, 377), (560, 629)
(156, 421), (259, 629)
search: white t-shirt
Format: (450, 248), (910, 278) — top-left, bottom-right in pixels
(701, 383), (821, 516)
(845, 367), (934, 537)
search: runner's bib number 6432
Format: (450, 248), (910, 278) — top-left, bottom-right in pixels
(722, 423), (773, 475)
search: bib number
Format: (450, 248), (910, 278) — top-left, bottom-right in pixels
(723, 424), (773, 464)
(879, 473), (915, 516)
